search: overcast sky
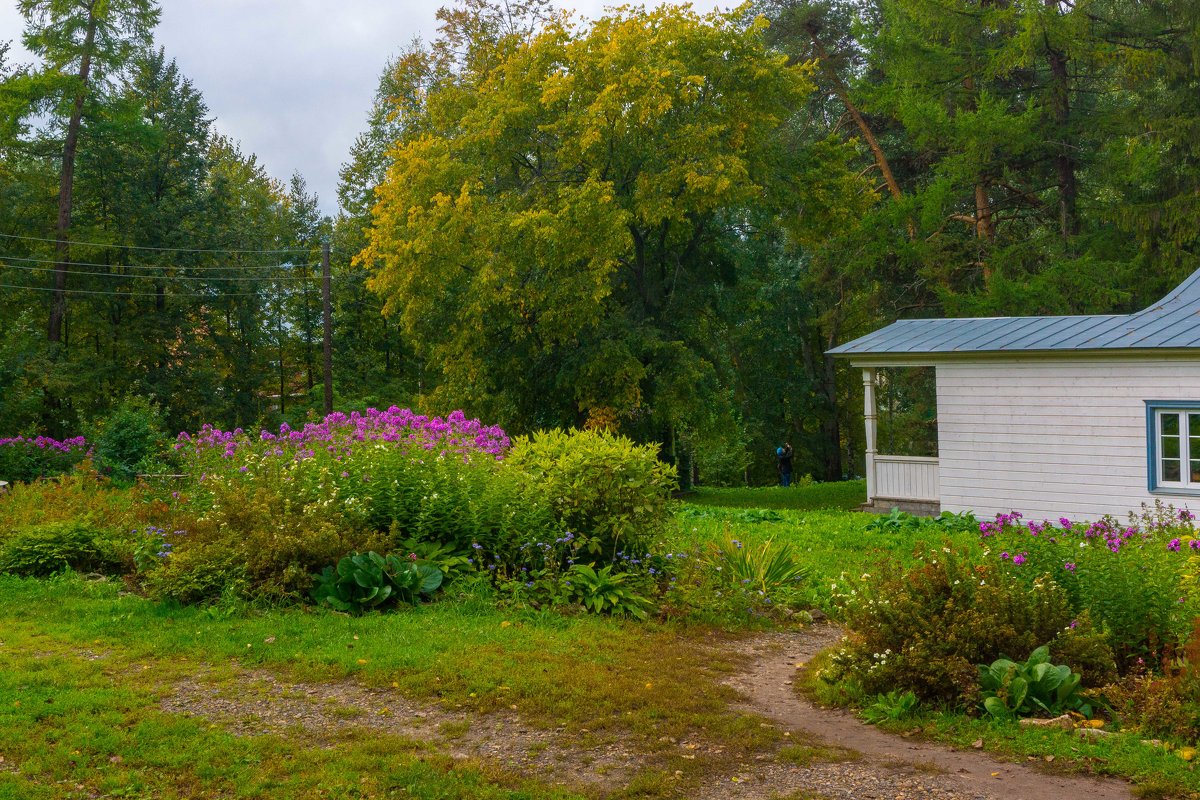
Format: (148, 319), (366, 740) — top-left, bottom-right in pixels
(0, 0), (724, 217)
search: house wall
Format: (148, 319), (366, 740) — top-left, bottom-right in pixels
(935, 356), (1200, 520)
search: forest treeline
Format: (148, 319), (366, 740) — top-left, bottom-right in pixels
(1, 0), (1197, 484)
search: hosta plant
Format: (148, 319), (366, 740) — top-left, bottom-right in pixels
(312, 551), (443, 614)
(979, 645), (1092, 720)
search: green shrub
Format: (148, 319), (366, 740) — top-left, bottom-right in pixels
(506, 428), (677, 562)
(826, 546), (1115, 706)
(90, 398), (167, 484)
(0, 521), (123, 577)
(145, 470), (385, 604)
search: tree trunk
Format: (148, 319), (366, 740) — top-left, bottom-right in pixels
(805, 30), (907, 213)
(1045, 3), (1078, 238)
(48, 6), (98, 344)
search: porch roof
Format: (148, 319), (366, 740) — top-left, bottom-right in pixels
(828, 267), (1200, 358)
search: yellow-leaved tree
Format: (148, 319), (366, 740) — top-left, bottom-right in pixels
(357, 2), (863, 440)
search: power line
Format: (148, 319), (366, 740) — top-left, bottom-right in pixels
(1, 262), (325, 282)
(0, 253), (320, 271)
(0, 282), (331, 298)
(0, 231), (315, 254)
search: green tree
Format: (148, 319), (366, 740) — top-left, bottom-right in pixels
(358, 5), (856, 453)
(17, 0), (159, 343)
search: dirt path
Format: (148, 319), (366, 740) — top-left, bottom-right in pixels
(152, 625), (1140, 799)
(714, 623), (1135, 800)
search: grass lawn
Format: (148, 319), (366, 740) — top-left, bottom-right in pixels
(683, 481), (866, 512)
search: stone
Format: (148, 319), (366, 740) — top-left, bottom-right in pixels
(1019, 714), (1074, 730)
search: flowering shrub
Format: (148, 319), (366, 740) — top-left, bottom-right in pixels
(824, 546), (1114, 706)
(0, 435), (88, 483)
(173, 407), (509, 465)
(978, 502), (1200, 667)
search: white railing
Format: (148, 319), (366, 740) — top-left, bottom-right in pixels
(873, 455), (939, 502)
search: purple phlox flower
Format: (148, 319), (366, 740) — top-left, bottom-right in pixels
(1182, 508), (1196, 522)
(1063, 561), (1076, 573)
(1059, 517), (1073, 530)
(1000, 551), (1010, 560)
(1169, 538), (1182, 552)
(1012, 552), (1027, 566)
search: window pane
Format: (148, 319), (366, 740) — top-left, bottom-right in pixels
(1191, 462), (1200, 483)
(1164, 459), (1182, 482)
(1191, 437), (1200, 462)
(1164, 432), (1181, 459)
(1190, 414), (1200, 434)
(1164, 413), (1181, 436)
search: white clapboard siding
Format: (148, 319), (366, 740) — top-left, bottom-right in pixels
(935, 357), (1200, 520)
(874, 455), (939, 502)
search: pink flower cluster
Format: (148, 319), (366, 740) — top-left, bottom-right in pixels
(174, 407), (509, 459)
(0, 435), (87, 453)
(981, 507), (1196, 561)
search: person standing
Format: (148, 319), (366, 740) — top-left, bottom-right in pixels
(777, 443), (794, 487)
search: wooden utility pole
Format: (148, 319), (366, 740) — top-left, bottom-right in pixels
(322, 239), (333, 415)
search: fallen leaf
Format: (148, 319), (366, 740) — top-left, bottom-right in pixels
(972, 739), (984, 749)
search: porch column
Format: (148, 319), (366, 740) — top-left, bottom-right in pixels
(863, 368), (878, 502)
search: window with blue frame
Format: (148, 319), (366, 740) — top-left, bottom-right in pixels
(1147, 401), (1200, 493)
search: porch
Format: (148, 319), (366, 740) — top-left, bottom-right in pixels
(861, 367), (940, 515)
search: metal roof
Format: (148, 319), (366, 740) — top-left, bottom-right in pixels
(828, 268), (1200, 358)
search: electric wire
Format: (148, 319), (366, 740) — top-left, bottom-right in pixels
(0, 282), (318, 298)
(0, 253), (320, 271)
(0, 231), (315, 254)
(1, 262), (326, 282)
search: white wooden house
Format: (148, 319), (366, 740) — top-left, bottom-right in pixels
(828, 271), (1200, 519)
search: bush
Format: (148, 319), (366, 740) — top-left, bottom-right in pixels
(90, 398), (166, 483)
(0, 521), (124, 577)
(505, 428), (677, 562)
(825, 546), (1115, 706)
(144, 469), (386, 604)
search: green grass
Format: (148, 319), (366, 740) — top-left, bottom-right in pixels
(669, 501), (979, 610)
(0, 573), (781, 798)
(0, 623), (583, 800)
(683, 481), (866, 511)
